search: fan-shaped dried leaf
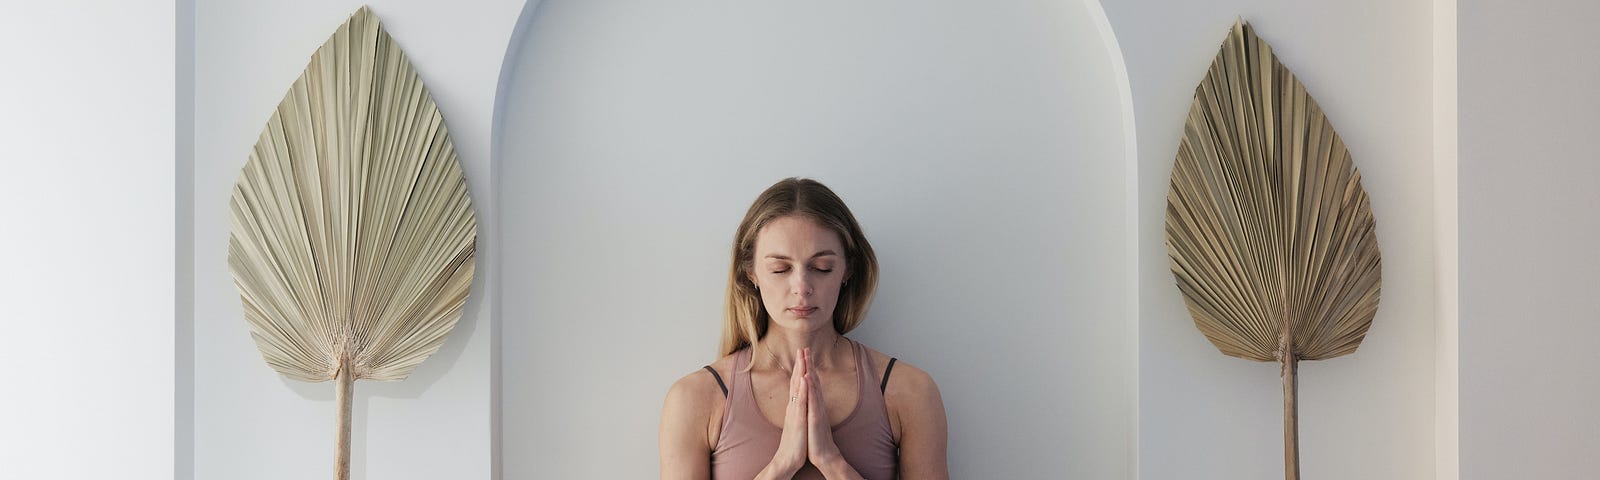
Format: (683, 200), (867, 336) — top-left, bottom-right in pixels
(227, 6), (476, 387)
(1165, 20), (1381, 364)
(1164, 20), (1382, 480)
(227, 8), (475, 479)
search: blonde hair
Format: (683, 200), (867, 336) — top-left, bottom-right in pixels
(720, 178), (879, 356)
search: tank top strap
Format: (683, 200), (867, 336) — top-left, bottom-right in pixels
(721, 347), (755, 428)
(835, 338), (898, 479)
(850, 339), (882, 404)
(850, 339), (868, 390)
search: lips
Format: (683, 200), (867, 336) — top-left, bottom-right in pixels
(788, 306), (818, 316)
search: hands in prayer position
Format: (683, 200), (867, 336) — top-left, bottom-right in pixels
(762, 348), (860, 480)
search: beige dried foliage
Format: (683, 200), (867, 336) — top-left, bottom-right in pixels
(1164, 20), (1381, 480)
(226, 6), (476, 479)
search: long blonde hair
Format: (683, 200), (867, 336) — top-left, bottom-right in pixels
(720, 178), (879, 356)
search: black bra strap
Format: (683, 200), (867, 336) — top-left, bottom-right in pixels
(703, 365), (728, 397)
(880, 358), (898, 393)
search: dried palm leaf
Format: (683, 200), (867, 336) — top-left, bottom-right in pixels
(1164, 20), (1381, 480)
(226, 6), (476, 479)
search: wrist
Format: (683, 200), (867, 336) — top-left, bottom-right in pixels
(762, 458), (803, 479)
(814, 454), (861, 480)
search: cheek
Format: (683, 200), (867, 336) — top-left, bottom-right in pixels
(758, 281), (782, 305)
(820, 279), (844, 304)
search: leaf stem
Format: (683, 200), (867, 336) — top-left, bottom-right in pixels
(336, 360), (353, 480)
(1280, 334), (1300, 480)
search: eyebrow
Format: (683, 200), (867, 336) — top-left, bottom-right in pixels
(764, 250), (839, 261)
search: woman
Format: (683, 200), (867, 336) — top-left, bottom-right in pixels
(660, 178), (949, 480)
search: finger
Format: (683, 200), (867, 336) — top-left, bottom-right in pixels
(796, 348), (806, 377)
(807, 390), (819, 425)
(794, 371), (805, 405)
(789, 376), (805, 427)
(789, 353), (804, 392)
(807, 357), (821, 392)
(789, 387), (803, 420)
(796, 371), (809, 410)
(808, 369), (823, 409)
(805, 372), (820, 419)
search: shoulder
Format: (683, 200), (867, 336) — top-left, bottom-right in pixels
(664, 354), (737, 410)
(855, 341), (942, 405)
(882, 358), (941, 403)
(857, 342), (938, 390)
(855, 342), (950, 478)
(661, 354), (738, 451)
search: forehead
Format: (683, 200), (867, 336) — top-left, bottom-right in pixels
(753, 216), (844, 258)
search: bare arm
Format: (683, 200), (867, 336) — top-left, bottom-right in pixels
(660, 371), (716, 480)
(888, 363), (949, 480)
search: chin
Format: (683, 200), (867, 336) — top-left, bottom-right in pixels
(773, 314), (828, 329)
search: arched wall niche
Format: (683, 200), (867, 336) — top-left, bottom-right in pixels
(490, 1), (1138, 477)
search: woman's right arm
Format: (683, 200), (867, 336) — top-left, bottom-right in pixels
(660, 372), (717, 480)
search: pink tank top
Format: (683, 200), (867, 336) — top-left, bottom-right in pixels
(710, 340), (898, 479)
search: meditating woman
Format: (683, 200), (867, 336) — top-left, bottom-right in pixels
(659, 178), (949, 480)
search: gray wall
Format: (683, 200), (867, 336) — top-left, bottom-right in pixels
(1458, 1), (1600, 478)
(495, 0), (1137, 478)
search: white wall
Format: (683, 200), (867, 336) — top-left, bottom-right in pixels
(1457, 1), (1600, 478)
(178, 0), (196, 478)
(1098, 1), (1439, 479)
(189, 2), (522, 478)
(80, 0), (1599, 477)
(494, 0), (1136, 477)
(1432, 0), (1458, 478)
(0, 1), (175, 479)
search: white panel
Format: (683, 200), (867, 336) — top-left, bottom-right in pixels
(1432, 0), (1458, 478)
(0, 1), (176, 479)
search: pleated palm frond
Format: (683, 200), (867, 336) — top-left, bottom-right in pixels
(1164, 20), (1381, 480)
(226, 6), (476, 479)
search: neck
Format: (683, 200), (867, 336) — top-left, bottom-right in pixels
(759, 326), (847, 373)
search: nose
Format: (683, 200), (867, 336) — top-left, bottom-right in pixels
(789, 270), (814, 297)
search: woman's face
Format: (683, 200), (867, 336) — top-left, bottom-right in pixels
(749, 215), (847, 333)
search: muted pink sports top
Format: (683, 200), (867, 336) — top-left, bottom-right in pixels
(706, 340), (898, 480)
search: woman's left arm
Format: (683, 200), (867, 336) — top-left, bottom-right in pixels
(889, 363), (949, 480)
